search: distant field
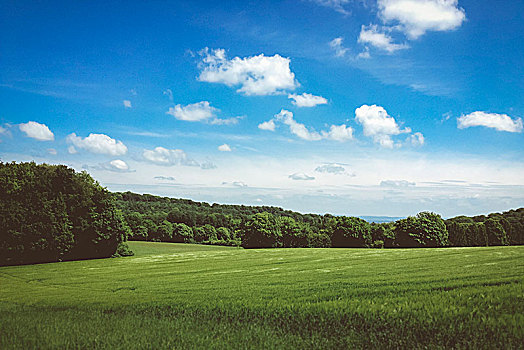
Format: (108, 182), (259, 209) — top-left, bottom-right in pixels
(1, 242), (523, 349)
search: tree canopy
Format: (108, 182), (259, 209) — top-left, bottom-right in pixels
(0, 162), (130, 265)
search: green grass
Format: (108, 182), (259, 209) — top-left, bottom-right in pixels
(1, 242), (523, 349)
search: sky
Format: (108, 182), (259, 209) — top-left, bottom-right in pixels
(1, 0), (523, 218)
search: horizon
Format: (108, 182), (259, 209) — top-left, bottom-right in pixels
(1, 0), (523, 217)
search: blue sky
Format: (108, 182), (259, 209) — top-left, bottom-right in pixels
(1, 0), (523, 217)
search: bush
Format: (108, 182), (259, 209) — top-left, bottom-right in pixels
(114, 242), (134, 257)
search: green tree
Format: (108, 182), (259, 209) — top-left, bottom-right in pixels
(242, 212), (281, 248)
(394, 212), (448, 247)
(329, 216), (371, 248)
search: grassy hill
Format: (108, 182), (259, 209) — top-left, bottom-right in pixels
(1, 242), (522, 349)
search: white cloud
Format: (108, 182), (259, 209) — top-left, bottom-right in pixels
(47, 148), (57, 155)
(357, 49), (371, 59)
(66, 133), (127, 155)
(355, 104), (411, 148)
(358, 25), (409, 53)
(218, 144), (232, 152)
(289, 173), (315, 181)
(163, 89), (174, 102)
(378, 0), (466, 39)
(315, 163), (346, 175)
(166, 101), (218, 122)
(310, 0), (351, 15)
(260, 109), (353, 142)
(107, 159), (130, 172)
(275, 109), (322, 141)
(198, 48), (298, 96)
(19, 121), (54, 141)
(457, 112), (523, 133)
(83, 160), (134, 173)
(209, 116), (243, 125)
(68, 146), (77, 154)
(408, 132), (425, 146)
(322, 124), (354, 141)
(123, 100), (132, 108)
(380, 179), (416, 187)
(329, 37), (349, 57)
(288, 93), (328, 107)
(258, 119), (276, 131)
(143, 147), (199, 166)
(222, 181), (248, 187)
(0, 126), (6, 135)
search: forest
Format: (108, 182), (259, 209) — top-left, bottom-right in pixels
(2, 161), (523, 265)
(115, 191), (524, 249)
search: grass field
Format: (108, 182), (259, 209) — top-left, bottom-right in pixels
(1, 242), (523, 349)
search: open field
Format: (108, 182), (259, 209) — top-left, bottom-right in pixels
(1, 242), (523, 349)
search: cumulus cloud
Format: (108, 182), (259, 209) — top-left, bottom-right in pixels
(457, 112), (523, 133)
(198, 48), (298, 96)
(68, 146), (77, 154)
(274, 109), (322, 141)
(380, 180), (416, 187)
(218, 144), (232, 152)
(358, 25), (408, 53)
(83, 160), (134, 173)
(123, 100), (132, 108)
(66, 133), (127, 155)
(289, 173), (315, 181)
(288, 93), (328, 107)
(154, 176), (176, 181)
(322, 124), (354, 141)
(260, 109), (353, 142)
(408, 132), (425, 146)
(105, 159), (131, 172)
(329, 37), (349, 57)
(19, 121), (54, 141)
(378, 0), (466, 39)
(355, 104), (411, 148)
(166, 101), (218, 122)
(143, 147), (199, 166)
(258, 119), (276, 131)
(315, 163), (347, 175)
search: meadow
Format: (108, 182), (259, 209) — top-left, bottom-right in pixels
(1, 242), (523, 349)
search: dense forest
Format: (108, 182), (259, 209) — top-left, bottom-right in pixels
(115, 191), (524, 249)
(2, 161), (523, 266)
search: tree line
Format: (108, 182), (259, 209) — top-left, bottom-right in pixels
(115, 192), (523, 249)
(2, 162), (522, 266)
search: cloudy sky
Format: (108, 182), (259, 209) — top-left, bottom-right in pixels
(1, 0), (523, 217)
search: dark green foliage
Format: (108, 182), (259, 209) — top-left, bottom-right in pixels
(115, 191), (523, 249)
(242, 212), (282, 248)
(394, 212), (448, 247)
(0, 161), (127, 265)
(328, 216), (372, 247)
(446, 208), (523, 246)
(114, 242), (134, 257)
